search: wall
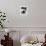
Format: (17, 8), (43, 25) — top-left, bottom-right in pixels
(0, 0), (46, 46)
(0, 0), (46, 27)
(31, 0), (46, 27)
(0, 0), (31, 27)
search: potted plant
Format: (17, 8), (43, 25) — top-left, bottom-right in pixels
(0, 10), (6, 28)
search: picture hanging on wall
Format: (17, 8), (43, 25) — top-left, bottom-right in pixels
(20, 5), (29, 16)
(18, 0), (32, 16)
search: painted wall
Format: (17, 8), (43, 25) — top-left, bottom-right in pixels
(0, 0), (46, 46)
(0, 0), (31, 27)
(0, 0), (46, 27)
(31, 0), (46, 27)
